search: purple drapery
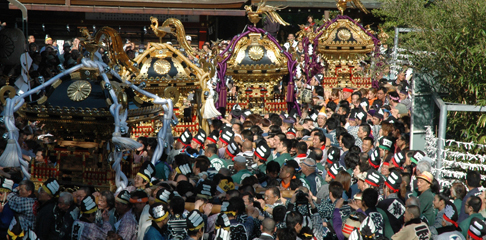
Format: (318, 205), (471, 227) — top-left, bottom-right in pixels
(215, 25), (300, 115)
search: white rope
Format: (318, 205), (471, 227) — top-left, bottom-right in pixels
(0, 57), (176, 189)
(0, 62), (85, 179)
(108, 69), (177, 167)
(0, 58), (173, 191)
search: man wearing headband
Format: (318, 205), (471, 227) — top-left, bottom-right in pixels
(36, 178), (60, 239)
(115, 190), (137, 240)
(72, 196), (112, 240)
(130, 191), (151, 240)
(377, 170), (405, 238)
(143, 203), (170, 240)
(186, 210), (206, 240)
(342, 88), (354, 103)
(436, 202), (462, 239)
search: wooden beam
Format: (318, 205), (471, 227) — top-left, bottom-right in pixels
(10, 4), (246, 16)
(18, 0), (245, 9)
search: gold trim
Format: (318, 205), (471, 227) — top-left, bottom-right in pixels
(37, 96), (48, 105)
(52, 79), (62, 88)
(134, 95), (143, 104)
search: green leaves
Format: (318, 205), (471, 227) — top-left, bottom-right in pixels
(375, 0), (486, 142)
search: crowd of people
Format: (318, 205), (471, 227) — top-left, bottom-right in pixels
(1, 19), (485, 240)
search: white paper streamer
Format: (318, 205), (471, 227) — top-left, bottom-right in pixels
(424, 126), (486, 189)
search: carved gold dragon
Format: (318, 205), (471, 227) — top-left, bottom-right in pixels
(149, 17), (196, 58)
(336, 0), (369, 15)
(93, 27), (140, 75)
(244, 0), (289, 26)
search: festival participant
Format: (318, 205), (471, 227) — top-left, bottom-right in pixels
(467, 217), (486, 240)
(436, 202), (464, 239)
(377, 170), (405, 238)
(278, 160), (303, 191)
(134, 161), (156, 190)
(339, 133), (355, 167)
(316, 162), (342, 200)
(391, 205), (431, 240)
(232, 156), (252, 184)
(7, 215), (38, 240)
(285, 211), (303, 236)
(143, 202), (169, 240)
(36, 178), (60, 240)
(417, 171), (437, 226)
(459, 196), (484, 237)
(115, 190), (137, 240)
(316, 112), (327, 130)
(284, 33), (298, 51)
(55, 192), (79, 240)
(0, 177), (14, 238)
(357, 124), (371, 150)
(227, 197), (254, 240)
(254, 141), (271, 173)
(300, 158), (324, 196)
(191, 129), (206, 154)
(94, 190), (116, 227)
(257, 187), (283, 216)
(7, 180), (37, 232)
(167, 196), (187, 239)
(218, 128), (235, 159)
(342, 88), (354, 103)
(134, 137), (149, 163)
(376, 87), (388, 106)
(312, 131), (327, 153)
(130, 191), (151, 240)
(451, 181), (467, 214)
(293, 142), (308, 163)
(458, 170), (481, 222)
(72, 196), (112, 240)
(254, 218), (276, 240)
(205, 144), (228, 171)
(430, 193), (449, 236)
(271, 139), (292, 167)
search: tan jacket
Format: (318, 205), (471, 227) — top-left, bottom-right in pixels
(392, 221), (431, 240)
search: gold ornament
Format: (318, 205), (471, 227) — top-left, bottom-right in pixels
(337, 29), (352, 41)
(164, 87), (180, 103)
(67, 80), (92, 102)
(154, 59), (171, 75)
(118, 91), (128, 110)
(248, 46), (264, 61)
(0, 85), (16, 105)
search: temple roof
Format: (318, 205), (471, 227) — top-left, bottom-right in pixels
(250, 0), (380, 9)
(13, 0), (247, 16)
